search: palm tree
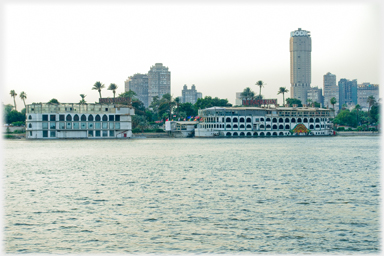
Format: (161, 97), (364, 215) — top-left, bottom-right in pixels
(159, 94), (176, 120)
(19, 91), (27, 109)
(367, 95), (376, 113)
(10, 90), (17, 111)
(277, 87), (289, 106)
(108, 83), (118, 99)
(330, 97), (337, 110)
(306, 98), (313, 107)
(92, 81), (105, 99)
(354, 104), (361, 126)
(255, 80), (264, 98)
(79, 94), (87, 104)
(174, 97), (181, 116)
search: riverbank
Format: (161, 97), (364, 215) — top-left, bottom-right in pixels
(337, 131), (380, 136)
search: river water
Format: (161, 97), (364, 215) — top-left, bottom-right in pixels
(3, 136), (381, 254)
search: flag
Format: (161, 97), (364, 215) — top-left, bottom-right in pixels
(183, 118), (186, 121)
(166, 118), (169, 121)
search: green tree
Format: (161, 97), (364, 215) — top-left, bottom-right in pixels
(6, 110), (25, 124)
(179, 102), (198, 117)
(10, 90), (17, 111)
(48, 98), (59, 104)
(174, 97), (181, 116)
(19, 91), (27, 109)
(194, 96), (232, 111)
(285, 98), (302, 107)
(330, 97), (337, 110)
(108, 83), (118, 99)
(255, 80), (264, 98)
(367, 95), (376, 113)
(79, 94), (87, 104)
(240, 87), (255, 101)
(92, 81), (105, 99)
(277, 87), (289, 106)
(354, 104), (361, 125)
(158, 93), (176, 120)
(306, 98), (313, 106)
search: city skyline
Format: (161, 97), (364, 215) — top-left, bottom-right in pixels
(2, 1), (381, 109)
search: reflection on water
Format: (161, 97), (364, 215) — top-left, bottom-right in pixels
(4, 137), (380, 253)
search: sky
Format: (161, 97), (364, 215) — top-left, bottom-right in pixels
(1, 0), (382, 109)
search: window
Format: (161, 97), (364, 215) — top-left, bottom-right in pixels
(59, 122), (65, 129)
(73, 122), (79, 129)
(66, 115), (72, 121)
(42, 115), (48, 121)
(105, 108), (108, 111)
(43, 131), (48, 137)
(88, 115), (94, 121)
(102, 122), (108, 129)
(29, 131), (32, 136)
(109, 115), (114, 121)
(115, 115), (120, 121)
(28, 123), (32, 128)
(50, 115), (56, 121)
(88, 130), (93, 137)
(95, 122), (101, 129)
(74, 114), (79, 121)
(28, 115), (32, 120)
(59, 115), (65, 121)
(95, 115), (101, 121)
(102, 115), (108, 121)
(50, 131), (56, 137)
(109, 130), (114, 137)
(66, 122), (72, 129)
(42, 122), (48, 129)
(102, 131), (108, 137)
(115, 122), (120, 129)
(81, 114), (86, 121)
(109, 122), (114, 129)
(88, 123), (94, 129)
(81, 122), (86, 129)
(95, 130), (101, 137)
(50, 122), (56, 129)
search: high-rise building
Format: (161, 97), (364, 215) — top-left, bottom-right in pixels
(357, 83), (379, 110)
(338, 78), (357, 110)
(180, 84), (202, 104)
(290, 28), (311, 104)
(323, 72), (339, 109)
(124, 74), (148, 107)
(124, 63), (171, 108)
(307, 87), (323, 106)
(148, 63), (171, 106)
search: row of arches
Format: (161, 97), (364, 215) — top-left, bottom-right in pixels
(65, 114), (110, 122)
(225, 131), (288, 137)
(225, 124), (322, 130)
(224, 117), (323, 123)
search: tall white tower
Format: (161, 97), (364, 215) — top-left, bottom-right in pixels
(290, 28), (311, 104)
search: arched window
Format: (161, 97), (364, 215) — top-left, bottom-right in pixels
(246, 118), (252, 122)
(28, 123), (32, 128)
(66, 115), (72, 121)
(272, 132), (277, 136)
(291, 118), (295, 122)
(239, 117), (245, 122)
(297, 118), (302, 123)
(285, 118), (289, 122)
(226, 124), (231, 128)
(28, 115), (32, 120)
(102, 115), (108, 121)
(88, 115), (94, 121)
(266, 124), (271, 128)
(240, 132), (245, 137)
(226, 117), (231, 122)
(279, 125), (284, 129)
(246, 132), (252, 137)
(279, 118), (283, 123)
(260, 132), (265, 136)
(226, 132), (231, 137)
(279, 132), (284, 136)
(81, 114), (86, 121)
(303, 118), (308, 122)
(253, 132), (258, 137)
(240, 124), (245, 128)
(310, 118), (314, 123)
(260, 124), (265, 129)
(95, 115), (101, 121)
(272, 118), (277, 123)
(266, 118), (271, 122)
(272, 125), (277, 130)
(285, 125), (290, 130)
(315, 124), (320, 129)
(233, 124), (238, 128)
(266, 132), (271, 136)
(233, 132), (238, 136)
(310, 124), (314, 129)
(260, 118), (264, 122)
(74, 114), (79, 121)
(246, 124), (252, 128)
(233, 117), (238, 122)
(315, 118), (320, 123)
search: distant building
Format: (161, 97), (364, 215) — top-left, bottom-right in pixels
(148, 63), (171, 107)
(290, 28), (311, 104)
(26, 103), (134, 139)
(235, 92), (242, 106)
(124, 63), (170, 108)
(307, 87), (323, 106)
(357, 83), (379, 109)
(125, 73), (148, 107)
(323, 72), (339, 109)
(180, 84), (202, 104)
(338, 78), (357, 110)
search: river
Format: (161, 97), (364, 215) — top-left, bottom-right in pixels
(4, 136), (381, 253)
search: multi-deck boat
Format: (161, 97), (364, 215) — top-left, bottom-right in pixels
(195, 106), (335, 137)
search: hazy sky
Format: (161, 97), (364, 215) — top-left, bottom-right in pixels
(1, 1), (382, 108)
